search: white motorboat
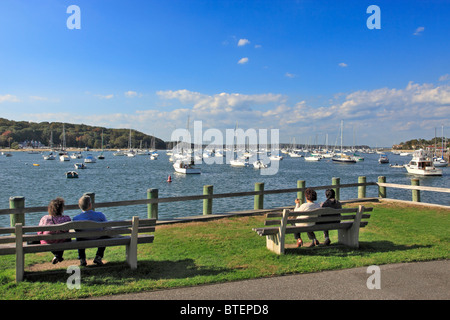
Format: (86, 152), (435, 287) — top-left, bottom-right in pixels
(305, 155), (320, 161)
(74, 163), (86, 169)
(59, 154), (70, 161)
(230, 159), (248, 167)
(253, 160), (267, 169)
(84, 154), (96, 163)
(269, 154), (283, 161)
(405, 149), (442, 176)
(70, 152), (83, 159)
(43, 153), (56, 160)
(173, 160), (201, 174)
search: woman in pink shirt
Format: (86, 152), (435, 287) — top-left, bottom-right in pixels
(38, 197), (71, 264)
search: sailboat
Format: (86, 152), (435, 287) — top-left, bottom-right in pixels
(433, 126), (448, 167)
(332, 120), (356, 163)
(97, 131), (105, 159)
(59, 124), (70, 161)
(230, 122), (248, 167)
(173, 116), (201, 174)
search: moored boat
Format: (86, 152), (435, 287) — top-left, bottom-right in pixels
(173, 160), (201, 174)
(404, 149), (442, 176)
(66, 171), (79, 178)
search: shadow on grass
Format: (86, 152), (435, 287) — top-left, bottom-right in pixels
(24, 258), (232, 284)
(284, 240), (431, 257)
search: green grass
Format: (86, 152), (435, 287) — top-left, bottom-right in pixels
(0, 202), (448, 300)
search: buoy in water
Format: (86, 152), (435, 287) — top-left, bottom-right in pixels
(167, 175), (172, 182)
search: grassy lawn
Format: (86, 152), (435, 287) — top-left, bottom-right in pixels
(0, 202), (448, 300)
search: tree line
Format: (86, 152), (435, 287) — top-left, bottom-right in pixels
(395, 137), (448, 150)
(0, 118), (166, 150)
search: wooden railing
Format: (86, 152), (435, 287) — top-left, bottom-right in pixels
(1, 176), (449, 227)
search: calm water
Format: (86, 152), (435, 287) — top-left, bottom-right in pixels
(0, 151), (448, 227)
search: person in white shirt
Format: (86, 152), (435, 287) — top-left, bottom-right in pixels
(293, 188), (320, 247)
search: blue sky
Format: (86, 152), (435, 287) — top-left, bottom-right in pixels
(0, 0), (449, 147)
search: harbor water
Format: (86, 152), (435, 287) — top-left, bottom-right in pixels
(0, 151), (448, 227)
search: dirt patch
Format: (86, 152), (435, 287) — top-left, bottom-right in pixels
(27, 259), (108, 272)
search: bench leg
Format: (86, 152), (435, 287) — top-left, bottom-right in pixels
(337, 228), (360, 249)
(16, 252), (24, 282)
(266, 233), (285, 255)
(338, 205), (364, 249)
(126, 244), (137, 269)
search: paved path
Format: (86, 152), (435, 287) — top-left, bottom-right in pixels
(90, 260), (449, 300)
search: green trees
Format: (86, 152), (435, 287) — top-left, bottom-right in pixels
(0, 118), (166, 150)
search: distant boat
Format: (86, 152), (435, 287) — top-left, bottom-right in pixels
(43, 152), (56, 160)
(304, 155), (320, 161)
(253, 160), (268, 169)
(70, 152), (83, 159)
(59, 154), (70, 161)
(74, 163), (86, 169)
(433, 157), (448, 167)
(332, 120), (356, 164)
(378, 154), (389, 164)
(269, 154), (283, 161)
(390, 164), (404, 168)
(173, 159), (201, 174)
(230, 159), (248, 167)
(84, 154), (96, 163)
(66, 171), (78, 179)
(404, 149), (442, 176)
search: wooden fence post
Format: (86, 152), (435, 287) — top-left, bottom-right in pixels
(147, 189), (158, 219)
(254, 182), (264, 210)
(297, 180), (305, 204)
(378, 176), (386, 198)
(358, 176), (366, 199)
(9, 196), (25, 228)
(332, 177), (340, 201)
(411, 179), (420, 202)
(203, 185), (213, 215)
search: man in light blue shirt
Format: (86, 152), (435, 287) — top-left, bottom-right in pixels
(73, 195), (108, 266)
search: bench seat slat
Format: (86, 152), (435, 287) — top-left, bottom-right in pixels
(254, 221), (369, 236)
(264, 214), (371, 226)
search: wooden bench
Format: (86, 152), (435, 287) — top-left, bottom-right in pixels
(253, 205), (372, 255)
(0, 216), (156, 282)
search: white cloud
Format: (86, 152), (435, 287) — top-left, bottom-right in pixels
(285, 72), (296, 78)
(237, 38), (250, 46)
(21, 82), (450, 145)
(238, 57), (249, 64)
(254, 44), (262, 49)
(439, 74), (449, 81)
(124, 91), (138, 98)
(338, 62), (348, 67)
(94, 94), (114, 99)
(413, 26), (425, 36)
(0, 94), (20, 103)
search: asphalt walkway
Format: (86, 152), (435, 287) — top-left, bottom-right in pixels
(90, 260), (449, 300)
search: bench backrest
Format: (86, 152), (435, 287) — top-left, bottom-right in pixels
(0, 217), (156, 246)
(254, 206), (372, 236)
(264, 206), (373, 226)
